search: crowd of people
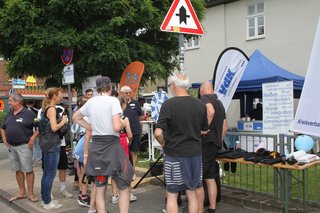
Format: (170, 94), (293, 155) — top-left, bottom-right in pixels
(1, 73), (228, 213)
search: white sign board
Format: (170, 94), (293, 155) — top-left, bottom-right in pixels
(62, 64), (74, 85)
(263, 81), (294, 135)
(292, 17), (320, 137)
(12, 78), (26, 89)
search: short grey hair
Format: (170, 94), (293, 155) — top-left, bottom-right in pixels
(11, 93), (24, 104)
(168, 73), (190, 89)
(120, 86), (132, 93)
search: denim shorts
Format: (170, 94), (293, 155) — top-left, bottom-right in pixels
(164, 155), (203, 193)
(8, 143), (33, 172)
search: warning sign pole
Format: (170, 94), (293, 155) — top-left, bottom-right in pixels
(179, 34), (185, 73)
(160, 0), (204, 73)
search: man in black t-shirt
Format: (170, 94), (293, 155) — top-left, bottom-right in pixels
(198, 81), (228, 213)
(1, 93), (39, 202)
(155, 73), (208, 213)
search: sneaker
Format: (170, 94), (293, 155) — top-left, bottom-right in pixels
(78, 195), (90, 207)
(42, 201), (63, 209)
(60, 190), (73, 198)
(130, 192), (137, 202)
(87, 210), (97, 213)
(111, 195), (119, 204)
(40, 199), (59, 207)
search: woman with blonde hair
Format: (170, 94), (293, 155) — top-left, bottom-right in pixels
(39, 87), (68, 210)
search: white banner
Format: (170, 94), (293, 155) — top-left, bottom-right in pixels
(291, 18), (320, 137)
(213, 48), (249, 110)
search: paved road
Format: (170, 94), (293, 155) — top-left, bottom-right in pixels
(0, 143), (8, 161)
(0, 199), (19, 213)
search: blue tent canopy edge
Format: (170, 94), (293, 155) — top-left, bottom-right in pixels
(191, 49), (305, 92)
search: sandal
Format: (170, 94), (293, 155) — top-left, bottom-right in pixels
(28, 194), (39, 202)
(9, 194), (27, 202)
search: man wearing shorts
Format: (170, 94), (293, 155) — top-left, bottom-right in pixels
(121, 86), (143, 180)
(197, 81), (228, 213)
(155, 73), (208, 213)
(0, 93), (39, 202)
(73, 76), (132, 213)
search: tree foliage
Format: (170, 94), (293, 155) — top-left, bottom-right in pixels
(0, 0), (205, 87)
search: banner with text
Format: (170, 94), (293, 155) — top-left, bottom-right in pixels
(213, 47), (249, 110)
(291, 18), (320, 137)
(263, 81), (294, 135)
(119, 61), (145, 98)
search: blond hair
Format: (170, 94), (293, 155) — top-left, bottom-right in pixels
(41, 87), (62, 110)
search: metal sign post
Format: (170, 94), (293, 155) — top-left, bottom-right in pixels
(179, 34), (185, 73)
(61, 48), (74, 149)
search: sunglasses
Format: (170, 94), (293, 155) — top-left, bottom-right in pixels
(168, 83), (174, 87)
(124, 92), (131, 95)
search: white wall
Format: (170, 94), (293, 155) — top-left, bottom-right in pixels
(185, 0), (320, 83)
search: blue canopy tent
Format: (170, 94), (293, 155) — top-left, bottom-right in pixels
(236, 50), (304, 92)
(191, 50), (305, 117)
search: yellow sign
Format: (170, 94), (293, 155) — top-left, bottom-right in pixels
(26, 76), (37, 86)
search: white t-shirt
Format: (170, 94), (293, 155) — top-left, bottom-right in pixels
(80, 95), (122, 136)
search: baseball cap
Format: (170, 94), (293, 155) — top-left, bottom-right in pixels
(96, 76), (111, 89)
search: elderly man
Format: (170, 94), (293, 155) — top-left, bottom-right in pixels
(0, 93), (39, 202)
(120, 85), (143, 181)
(155, 73), (208, 213)
(197, 81), (228, 213)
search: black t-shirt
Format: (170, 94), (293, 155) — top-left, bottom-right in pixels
(1, 107), (36, 146)
(124, 99), (143, 135)
(200, 94), (226, 147)
(156, 96), (208, 157)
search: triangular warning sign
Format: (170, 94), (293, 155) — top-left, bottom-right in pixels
(160, 0), (204, 35)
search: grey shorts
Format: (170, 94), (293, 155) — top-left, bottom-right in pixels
(8, 144), (33, 172)
(164, 155), (203, 193)
(94, 173), (130, 190)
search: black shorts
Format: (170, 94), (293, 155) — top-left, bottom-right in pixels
(202, 142), (219, 179)
(58, 146), (68, 170)
(129, 133), (141, 152)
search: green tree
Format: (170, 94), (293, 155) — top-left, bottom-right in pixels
(0, 0), (205, 87)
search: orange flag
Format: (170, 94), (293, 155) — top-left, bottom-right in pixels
(119, 61), (145, 98)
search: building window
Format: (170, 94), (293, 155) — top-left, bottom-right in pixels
(185, 37), (200, 50)
(247, 2), (265, 40)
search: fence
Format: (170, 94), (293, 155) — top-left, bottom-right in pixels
(221, 131), (320, 206)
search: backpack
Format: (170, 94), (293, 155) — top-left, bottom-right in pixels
(38, 107), (61, 152)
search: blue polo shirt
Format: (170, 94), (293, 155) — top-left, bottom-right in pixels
(124, 99), (143, 135)
(1, 107), (36, 146)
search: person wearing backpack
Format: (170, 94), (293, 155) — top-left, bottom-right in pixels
(38, 87), (68, 210)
